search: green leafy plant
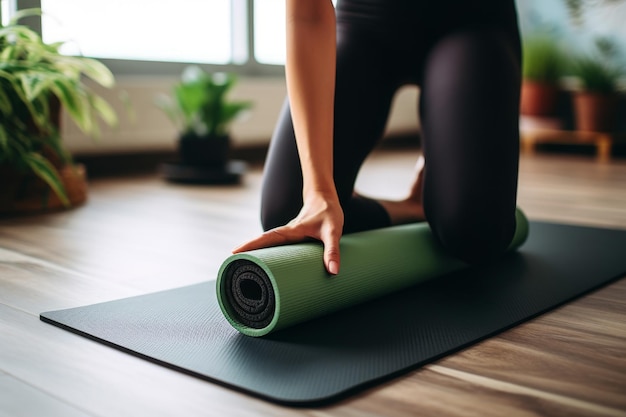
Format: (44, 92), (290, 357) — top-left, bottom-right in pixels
(0, 8), (117, 205)
(522, 35), (567, 83)
(570, 57), (621, 93)
(156, 66), (252, 138)
(570, 37), (624, 93)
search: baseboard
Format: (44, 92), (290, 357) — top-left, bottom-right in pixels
(74, 134), (423, 178)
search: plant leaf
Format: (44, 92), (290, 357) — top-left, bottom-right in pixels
(89, 94), (118, 126)
(17, 70), (52, 101)
(571, 57), (618, 93)
(8, 8), (43, 26)
(1, 68), (50, 130)
(216, 101), (253, 135)
(0, 84), (12, 114)
(52, 55), (115, 88)
(45, 132), (73, 165)
(50, 78), (93, 134)
(0, 125), (10, 157)
(522, 35), (567, 82)
(22, 152), (70, 207)
(0, 24), (41, 43)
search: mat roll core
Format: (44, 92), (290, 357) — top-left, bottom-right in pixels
(217, 209), (529, 337)
(222, 260), (275, 329)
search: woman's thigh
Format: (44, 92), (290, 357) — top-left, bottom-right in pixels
(419, 28), (522, 263)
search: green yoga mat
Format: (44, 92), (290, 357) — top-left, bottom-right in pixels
(218, 209), (529, 336)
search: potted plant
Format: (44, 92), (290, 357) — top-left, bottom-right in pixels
(156, 66), (252, 169)
(520, 34), (567, 116)
(0, 9), (118, 214)
(569, 38), (624, 132)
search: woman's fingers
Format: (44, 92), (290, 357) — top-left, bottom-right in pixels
(233, 191), (344, 275)
(232, 228), (295, 253)
(323, 240), (340, 275)
(321, 224), (341, 275)
(233, 224), (342, 275)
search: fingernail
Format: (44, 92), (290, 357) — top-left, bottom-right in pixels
(328, 260), (339, 275)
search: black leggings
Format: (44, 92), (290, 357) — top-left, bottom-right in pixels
(260, 0), (522, 264)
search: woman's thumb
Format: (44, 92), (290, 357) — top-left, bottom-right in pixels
(323, 237), (341, 275)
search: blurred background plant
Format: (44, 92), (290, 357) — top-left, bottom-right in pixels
(0, 8), (118, 208)
(568, 36), (625, 131)
(155, 66), (252, 169)
(520, 34), (569, 116)
(156, 65), (252, 140)
(569, 37), (624, 93)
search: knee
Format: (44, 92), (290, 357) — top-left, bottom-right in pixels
(260, 211), (277, 233)
(432, 209), (516, 265)
(260, 204), (286, 232)
(260, 198), (300, 232)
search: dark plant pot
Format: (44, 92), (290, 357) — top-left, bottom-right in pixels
(520, 80), (560, 116)
(573, 92), (618, 132)
(178, 134), (230, 168)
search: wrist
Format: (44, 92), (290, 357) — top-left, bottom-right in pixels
(302, 184), (338, 203)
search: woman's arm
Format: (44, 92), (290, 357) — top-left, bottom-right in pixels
(233, 0), (343, 274)
(286, 0), (336, 197)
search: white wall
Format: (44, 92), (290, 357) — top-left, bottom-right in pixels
(62, 76), (421, 155)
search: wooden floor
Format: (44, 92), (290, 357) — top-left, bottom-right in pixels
(1, 149), (625, 417)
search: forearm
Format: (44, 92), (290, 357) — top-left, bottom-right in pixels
(285, 0), (337, 199)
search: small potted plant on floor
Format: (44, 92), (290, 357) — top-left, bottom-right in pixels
(156, 66), (252, 182)
(0, 9), (118, 214)
(520, 34), (567, 117)
(569, 38), (624, 132)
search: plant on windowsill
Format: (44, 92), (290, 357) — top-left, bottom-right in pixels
(0, 9), (118, 214)
(156, 66), (252, 171)
(520, 34), (568, 117)
(569, 38), (624, 132)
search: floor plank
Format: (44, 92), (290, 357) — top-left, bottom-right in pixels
(0, 371), (90, 417)
(0, 305), (298, 417)
(0, 246), (139, 313)
(437, 281), (626, 410)
(1, 150), (625, 416)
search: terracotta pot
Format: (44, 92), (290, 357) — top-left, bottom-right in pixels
(573, 92), (618, 132)
(520, 80), (560, 116)
(0, 163), (88, 215)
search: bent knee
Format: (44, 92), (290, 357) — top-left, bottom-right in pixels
(260, 200), (300, 232)
(433, 213), (516, 265)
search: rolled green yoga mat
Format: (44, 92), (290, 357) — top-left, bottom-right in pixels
(217, 209), (529, 337)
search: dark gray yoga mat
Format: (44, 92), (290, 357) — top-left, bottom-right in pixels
(41, 221), (626, 406)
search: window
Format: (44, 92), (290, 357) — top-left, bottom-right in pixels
(41, 0), (239, 64)
(1, 0), (9, 26)
(253, 0), (336, 65)
(3, 0), (290, 75)
(3, 0), (338, 75)
(254, 0), (286, 65)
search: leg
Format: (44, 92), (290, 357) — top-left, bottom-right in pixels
(259, 100), (303, 231)
(420, 29), (522, 264)
(261, 26), (398, 234)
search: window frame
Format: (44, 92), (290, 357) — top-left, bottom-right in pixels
(11, 0), (285, 77)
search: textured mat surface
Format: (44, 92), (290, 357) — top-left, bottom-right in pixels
(41, 221), (626, 406)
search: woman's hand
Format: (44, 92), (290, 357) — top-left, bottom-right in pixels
(233, 191), (344, 275)
(234, 1), (341, 275)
